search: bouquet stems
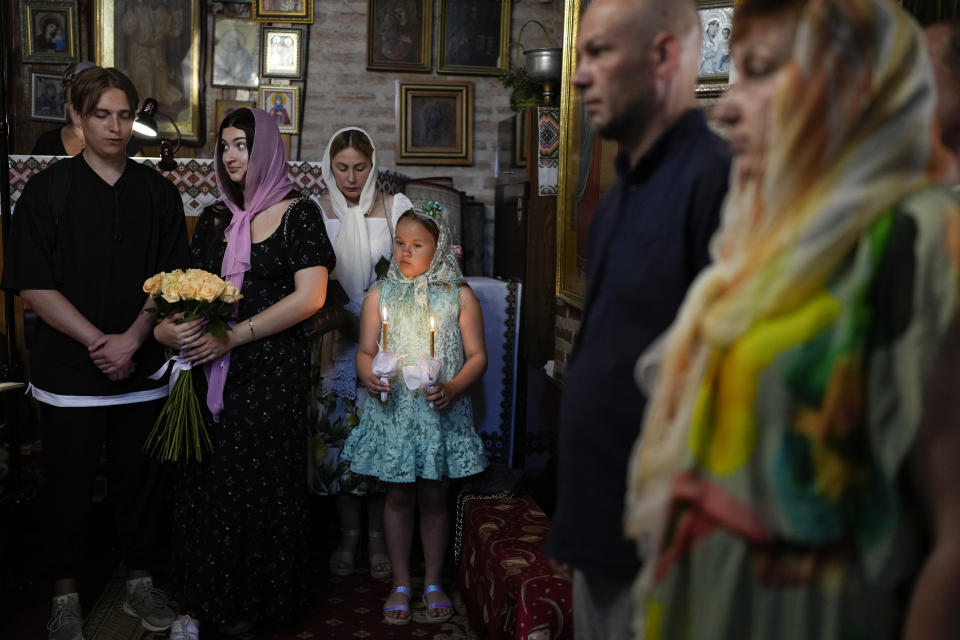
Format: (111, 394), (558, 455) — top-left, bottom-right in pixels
(143, 367), (213, 462)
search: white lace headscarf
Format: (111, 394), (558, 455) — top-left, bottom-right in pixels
(320, 127), (380, 306)
(385, 205), (464, 308)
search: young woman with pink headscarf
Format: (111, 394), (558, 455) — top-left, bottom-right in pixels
(154, 107), (336, 639)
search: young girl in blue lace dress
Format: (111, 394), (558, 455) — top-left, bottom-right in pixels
(342, 205), (488, 625)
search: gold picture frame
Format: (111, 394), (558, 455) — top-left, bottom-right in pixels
(259, 84), (300, 134)
(437, 0), (510, 76)
(696, 0), (734, 98)
(366, 0), (432, 72)
(260, 25), (306, 81)
(23, 0), (79, 63)
(94, 0), (205, 145)
(397, 81), (473, 166)
(212, 17), (259, 89)
(253, 0), (313, 24)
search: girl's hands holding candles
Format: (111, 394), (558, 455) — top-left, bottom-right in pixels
(426, 381), (456, 410)
(362, 369), (392, 399)
(358, 286), (393, 399)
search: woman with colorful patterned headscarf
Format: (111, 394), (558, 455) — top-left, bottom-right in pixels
(624, 0), (960, 637)
(154, 107), (336, 638)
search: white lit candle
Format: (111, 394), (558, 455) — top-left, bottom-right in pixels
(380, 306), (389, 402)
(428, 316), (437, 409)
(381, 306), (388, 351)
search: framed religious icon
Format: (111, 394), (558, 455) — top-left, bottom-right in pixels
(259, 84), (300, 134)
(253, 0), (313, 24)
(22, 0), (79, 63)
(260, 25), (306, 80)
(94, 0), (206, 145)
(438, 0), (509, 76)
(556, 0), (619, 307)
(366, 0), (432, 73)
(397, 81), (473, 166)
(696, 0), (734, 97)
(212, 17), (259, 89)
(31, 72), (66, 122)
(214, 99), (256, 130)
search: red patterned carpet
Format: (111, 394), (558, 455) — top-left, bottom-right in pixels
(262, 573), (476, 640)
(76, 564), (477, 640)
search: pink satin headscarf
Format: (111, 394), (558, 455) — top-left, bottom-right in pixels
(206, 107), (292, 420)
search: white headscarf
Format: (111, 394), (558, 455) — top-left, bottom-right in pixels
(320, 126), (380, 306)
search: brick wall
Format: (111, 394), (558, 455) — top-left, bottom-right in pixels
(295, 0), (563, 210)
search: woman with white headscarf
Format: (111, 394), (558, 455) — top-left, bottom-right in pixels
(310, 127), (412, 581)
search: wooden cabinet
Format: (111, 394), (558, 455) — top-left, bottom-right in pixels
(494, 108), (560, 474)
(494, 108), (556, 368)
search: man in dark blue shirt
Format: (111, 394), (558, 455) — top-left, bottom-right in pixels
(546, 0), (731, 637)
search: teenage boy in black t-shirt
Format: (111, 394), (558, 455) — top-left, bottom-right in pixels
(2, 67), (189, 640)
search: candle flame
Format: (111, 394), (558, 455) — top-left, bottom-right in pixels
(430, 316), (435, 330)
(382, 306), (388, 322)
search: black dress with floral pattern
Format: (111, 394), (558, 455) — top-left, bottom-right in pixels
(171, 196), (335, 627)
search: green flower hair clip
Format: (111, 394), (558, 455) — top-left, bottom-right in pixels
(420, 200), (444, 222)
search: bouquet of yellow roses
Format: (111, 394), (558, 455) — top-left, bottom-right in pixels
(142, 269), (242, 462)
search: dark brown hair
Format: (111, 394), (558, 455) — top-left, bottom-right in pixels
(217, 107), (256, 210)
(70, 67), (139, 117)
(397, 210), (439, 243)
(329, 129), (374, 162)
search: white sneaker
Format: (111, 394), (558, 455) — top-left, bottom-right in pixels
(169, 615), (199, 640)
(47, 593), (84, 640)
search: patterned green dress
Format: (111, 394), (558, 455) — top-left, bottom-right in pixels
(641, 189), (960, 639)
(342, 276), (488, 482)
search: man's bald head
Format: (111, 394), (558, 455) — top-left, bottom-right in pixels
(606, 0), (699, 45)
(573, 0), (701, 163)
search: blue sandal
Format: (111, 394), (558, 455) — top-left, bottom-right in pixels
(422, 584), (454, 623)
(383, 585), (411, 625)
